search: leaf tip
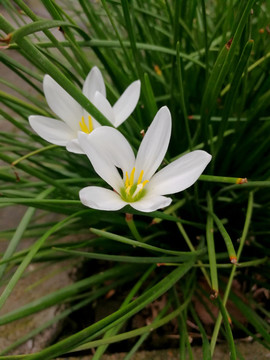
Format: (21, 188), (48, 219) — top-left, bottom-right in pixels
(236, 178), (248, 184)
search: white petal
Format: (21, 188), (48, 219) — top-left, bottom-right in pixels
(92, 91), (115, 125)
(131, 194), (172, 212)
(135, 106), (171, 180)
(78, 131), (123, 191)
(149, 150), (212, 195)
(66, 139), (84, 154)
(43, 75), (82, 131)
(82, 110), (102, 129)
(79, 186), (127, 211)
(83, 66), (106, 101)
(81, 126), (135, 173)
(112, 80), (141, 127)
(29, 115), (75, 146)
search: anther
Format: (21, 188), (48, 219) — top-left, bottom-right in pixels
(137, 170), (144, 184)
(79, 115), (93, 134)
(130, 168), (135, 186)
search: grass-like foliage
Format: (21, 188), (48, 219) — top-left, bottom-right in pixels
(0, 0), (270, 358)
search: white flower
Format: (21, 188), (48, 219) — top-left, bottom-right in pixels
(78, 106), (212, 213)
(29, 67), (141, 154)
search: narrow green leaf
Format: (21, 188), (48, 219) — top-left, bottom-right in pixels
(53, 247), (197, 263)
(216, 297), (237, 360)
(90, 227), (204, 257)
(0, 193), (81, 312)
(10, 20), (81, 43)
(211, 212), (237, 264)
(206, 192), (218, 295)
(216, 39), (254, 153)
(176, 41), (192, 150)
(144, 72), (158, 119)
(0, 15), (112, 127)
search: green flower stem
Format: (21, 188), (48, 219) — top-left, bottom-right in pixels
(173, 213), (211, 287)
(210, 192), (254, 355)
(125, 213), (143, 242)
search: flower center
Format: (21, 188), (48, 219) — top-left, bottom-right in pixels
(120, 167), (149, 202)
(79, 115), (93, 134)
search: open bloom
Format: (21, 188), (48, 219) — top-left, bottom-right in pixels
(29, 66), (141, 154)
(78, 106), (212, 212)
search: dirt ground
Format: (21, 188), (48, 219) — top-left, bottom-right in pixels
(56, 343), (270, 360)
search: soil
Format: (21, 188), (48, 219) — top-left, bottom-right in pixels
(55, 343), (270, 360)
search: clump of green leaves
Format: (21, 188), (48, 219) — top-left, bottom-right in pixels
(0, 0), (270, 359)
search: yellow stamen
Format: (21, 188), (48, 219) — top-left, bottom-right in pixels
(125, 171), (129, 188)
(142, 180), (149, 187)
(123, 167), (149, 200)
(129, 167), (135, 187)
(79, 115), (93, 134)
(79, 116), (88, 133)
(88, 115), (93, 133)
(137, 170), (144, 184)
